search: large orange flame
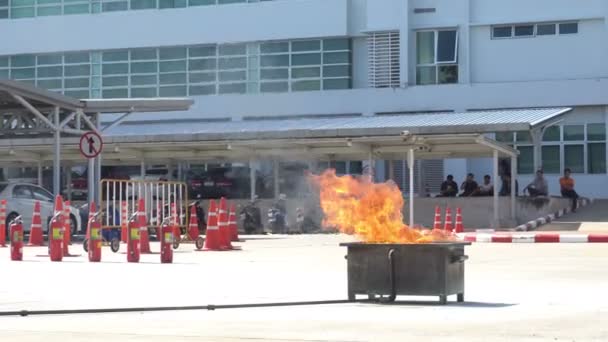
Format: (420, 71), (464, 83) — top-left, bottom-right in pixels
(309, 169), (455, 243)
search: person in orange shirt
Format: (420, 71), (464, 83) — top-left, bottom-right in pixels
(559, 168), (579, 212)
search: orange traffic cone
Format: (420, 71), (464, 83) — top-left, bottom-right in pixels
(203, 200), (222, 251)
(86, 201), (97, 240)
(443, 207), (453, 232)
(187, 205), (199, 241)
(218, 197), (233, 250)
(138, 198), (151, 254)
(433, 206), (442, 230)
(0, 199), (7, 247)
(229, 203), (239, 242)
(63, 200), (72, 256)
(121, 201), (128, 243)
(454, 208), (464, 233)
(27, 201), (44, 246)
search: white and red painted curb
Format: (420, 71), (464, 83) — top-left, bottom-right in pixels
(458, 232), (608, 243)
(515, 198), (593, 232)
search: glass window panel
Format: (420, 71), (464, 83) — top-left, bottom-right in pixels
(260, 42), (289, 54)
(323, 52), (349, 64)
(0, 70), (9, 78)
(102, 88), (128, 98)
(0, 57), (8, 67)
(247, 70), (258, 82)
(189, 58), (216, 71)
(492, 26), (512, 38)
(131, 61), (157, 73)
(514, 25), (534, 37)
(495, 132), (514, 143)
(37, 66), (62, 78)
(159, 0), (187, 8)
(37, 79), (62, 89)
(65, 64), (91, 76)
(260, 55), (289, 67)
(323, 78), (350, 90)
(159, 60), (186, 72)
(11, 68), (35, 79)
(260, 68), (288, 80)
(218, 57), (246, 69)
(188, 0), (214, 6)
(91, 2), (100, 12)
(37, 54), (62, 65)
(349, 161), (363, 175)
(416, 66), (436, 85)
(323, 38), (350, 51)
(64, 77), (89, 88)
(11, 7), (35, 18)
(92, 64), (101, 76)
(517, 146), (534, 174)
(189, 84), (216, 95)
(541, 145), (560, 174)
(102, 1), (128, 12)
(91, 76), (101, 88)
(102, 75), (128, 87)
(564, 145), (584, 173)
(131, 74), (157, 85)
(64, 90), (89, 98)
(260, 81), (288, 93)
(323, 65), (349, 78)
(587, 123), (606, 141)
(292, 66), (320, 79)
(292, 40), (320, 52)
(248, 56), (258, 68)
(64, 52), (89, 64)
(218, 44), (246, 56)
(131, 87), (157, 98)
(564, 125), (584, 141)
(131, 49), (157, 60)
(588, 143), (606, 174)
(292, 80), (320, 91)
(542, 126), (560, 141)
(219, 70), (246, 82)
(0, 9), (7, 19)
(416, 31), (435, 64)
(159, 85), (187, 97)
(189, 46), (216, 58)
(218, 83), (246, 94)
(130, 0), (156, 9)
(13, 0), (35, 5)
(0, 0), (6, 5)
(63, 3), (90, 14)
(37, 0), (60, 4)
(159, 47), (187, 60)
(516, 131), (531, 143)
(102, 63), (128, 75)
(37, 6), (62, 16)
(438, 65), (458, 84)
(559, 22), (578, 34)
(159, 72), (187, 84)
(11, 55), (35, 67)
(437, 30), (457, 62)
(103, 51), (128, 62)
(291, 53), (321, 66)
(537, 24), (556, 35)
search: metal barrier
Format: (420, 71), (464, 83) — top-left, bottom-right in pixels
(100, 179), (189, 230)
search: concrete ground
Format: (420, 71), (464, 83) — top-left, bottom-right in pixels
(539, 199), (608, 232)
(0, 235), (607, 341)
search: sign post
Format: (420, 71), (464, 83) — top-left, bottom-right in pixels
(80, 131), (103, 205)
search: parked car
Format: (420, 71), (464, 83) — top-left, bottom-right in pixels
(187, 167), (267, 199)
(0, 182), (82, 237)
(63, 176), (88, 200)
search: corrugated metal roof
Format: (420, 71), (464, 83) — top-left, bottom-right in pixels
(105, 107), (572, 140)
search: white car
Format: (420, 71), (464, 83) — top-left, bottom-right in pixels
(0, 182), (82, 236)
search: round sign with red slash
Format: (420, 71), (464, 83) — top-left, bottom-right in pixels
(79, 131), (103, 159)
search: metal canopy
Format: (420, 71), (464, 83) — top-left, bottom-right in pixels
(82, 98), (194, 114)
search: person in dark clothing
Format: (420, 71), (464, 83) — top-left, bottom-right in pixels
(240, 197), (262, 234)
(560, 168), (579, 212)
(438, 175), (458, 197)
(499, 173), (519, 196)
(459, 173), (479, 197)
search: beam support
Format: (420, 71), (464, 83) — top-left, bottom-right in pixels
(249, 158), (256, 201)
(511, 155), (518, 220)
(407, 149), (415, 228)
(492, 149), (499, 229)
(11, 94), (57, 129)
(53, 107), (61, 196)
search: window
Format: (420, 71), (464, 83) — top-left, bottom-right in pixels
(492, 26), (512, 38)
(416, 29), (458, 85)
(564, 145), (584, 173)
(542, 146), (561, 174)
(559, 22), (578, 34)
(514, 25), (534, 37)
(537, 24), (556, 36)
(517, 146), (534, 174)
(13, 185), (33, 199)
(492, 21), (577, 40)
(543, 126), (560, 141)
(587, 123), (606, 174)
(31, 186), (53, 202)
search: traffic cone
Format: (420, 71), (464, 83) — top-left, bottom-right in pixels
(138, 198), (151, 254)
(203, 200), (222, 251)
(218, 197), (233, 250)
(454, 208), (464, 233)
(443, 207), (453, 232)
(433, 206), (442, 230)
(27, 201), (44, 246)
(86, 201), (97, 240)
(121, 201), (128, 243)
(187, 205), (199, 241)
(229, 203), (239, 242)
(0, 199), (7, 247)
(63, 200), (72, 256)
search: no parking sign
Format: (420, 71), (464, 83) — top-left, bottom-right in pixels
(79, 131), (103, 159)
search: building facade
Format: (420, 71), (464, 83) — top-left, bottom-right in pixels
(1, 0), (607, 198)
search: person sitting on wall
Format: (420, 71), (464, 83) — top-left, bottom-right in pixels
(438, 175), (458, 197)
(524, 169), (549, 197)
(499, 173), (519, 196)
(459, 173), (479, 197)
(472, 175), (493, 196)
(560, 168), (579, 212)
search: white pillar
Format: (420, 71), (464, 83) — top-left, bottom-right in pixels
(37, 162), (43, 187)
(407, 149), (415, 228)
(493, 150), (499, 228)
(368, 150), (374, 182)
(531, 129), (543, 172)
(273, 159), (280, 199)
(249, 159), (256, 200)
(87, 159), (94, 204)
(66, 165), (72, 202)
(53, 107), (61, 196)
(95, 113), (102, 206)
(511, 155), (517, 220)
(177, 162), (183, 181)
(140, 160), (146, 179)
